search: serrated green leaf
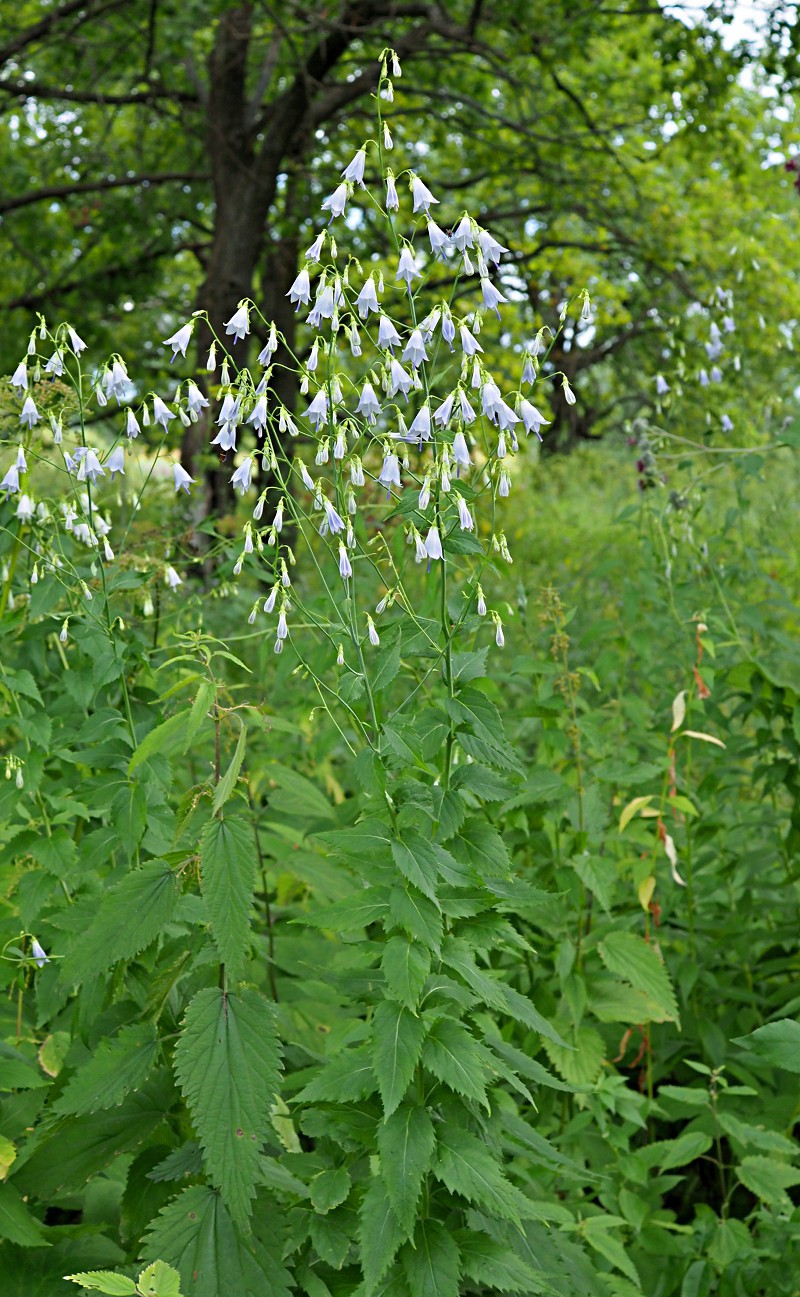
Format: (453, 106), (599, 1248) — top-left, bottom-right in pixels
(389, 888), (443, 953)
(434, 1123), (530, 1224)
(359, 1176), (405, 1294)
(294, 1046), (377, 1104)
(717, 1113), (797, 1155)
(53, 1023), (158, 1116)
(598, 932), (679, 1026)
(583, 1216), (640, 1285)
(421, 1018), (488, 1106)
(199, 815), (255, 979)
(401, 1220), (460, 1297)
(0, 1183), (48, 1247)
(305, 891), (389, 931)
(65, 1272), (136, 1294)
(173, 987), (281, 1224)
(187, 681), (216, 746)
(378, 1103), (435, 1234)
(141, 1185), (292, 1297)
(440, 937), (507, 1011)
(456, 1231), (544, 1293)
(310, 1168), (350, 1214)
(61, 861), (178, 985)
(736, 1155), (800, 1207)
(372, 1000), (427, 1117)
(638, 1132), (712, 1171)
(733, 1018), (800, 1071)
(137, 1261), (183, 1297)
(498, 983), (571, 1047)
(129, 711), (191, 773)
(212, 724), (247, 813)
(390, 836), (439, 903)
(543, 1023), (605, 1086)
(382, 938), (430, 1010)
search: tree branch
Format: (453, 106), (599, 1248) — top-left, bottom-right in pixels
(0, 0), (129, 67)
(0, 171), (207, 216)
(0, 76), (198, 106)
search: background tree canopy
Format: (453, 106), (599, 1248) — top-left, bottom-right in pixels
(1, 0), (798, 462)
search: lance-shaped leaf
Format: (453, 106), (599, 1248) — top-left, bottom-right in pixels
(382, 937), (431, 1010)
(372, 1000), (427, 1116)
(401, 1219), (461, 1297)
(53, 1023), (158, 1116)
(173, 987), (281, 1225)
(433, 1123), (532, 1224)
(598, 931), (679, 1026)
(358, 1175), (406, 1294)
(378, 1103), (435, 1234)
(389, 887), (443, 953)
(199, 815), (256, 979)
(421, 1018), (488, 1107)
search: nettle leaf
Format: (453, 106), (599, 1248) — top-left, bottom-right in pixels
(433, 1123), (530, 1225)
(381, 937), (431, 1010)
(446, 687), (523, 774)
(598, 932), (680, 1026)
(294, 1045), (377, 1104)
(137, 1260), (183, 1297)
(422, 1018), (488, 1106)
(389, 887), (443, 953)
(456, 1230), (543, 1293)
(53, 1023), (158, 1116)
(378, 1103), (435, 1234)
(305, 889), (390, 932)
(401, 1219), (460, 1297)
(141, 1185), (292, 1297)
(372, 1000), (428, 1117)
(390, 836), (440, 903)
(173, 987), (281, 1225)
(199, 815), (256, 979)
(358, 1176), (405, 1294)
(736, 1156), (800, 1208)
(61, 860), (178, 985)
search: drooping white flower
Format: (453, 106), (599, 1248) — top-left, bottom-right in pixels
(476, 586), (486, 616)
(126, 409), (141, 438)
(166, 565), (182, 589)
(459, 391), (477, 424)
(163, 322), (193, 359)
(321, 497), (345, 535)
(321, 181), (349, 221)
(498, 469), (511, 497)
(699, 368), (709, 387)
(402, 328), (428, 367)
(522, 353), (537, 385)
(459, 324), (482, 357)
(307, 283), (335, 326)
(518, 399), (550, 439)
(67, 327), (87, 354)
(296, 460), (315, 491)
(341, 147), (366, 186)
(388, 358), (412, 398)
(562, 377), (576, 405)
(20, 397), (39, 429)
(655, 374), (669, 395)
(366, 615), (380, 646)
(480, 277), (507, 316)
(395, 246), (421, 287)
(174, 463), (194, 494)
(152, 395), (174, 428)
(287, 268), (311, 308)
(224, 305), (250, 343)
(409, 404), (431, 443)
(305, 231), (326, 262)
(31, 938), (49, 968)
(457, 496), (474, 530)
(350, 458), (365, 487)
(451, 215), (474, 251)
(424, 525), (443, 560)
(231, 457), (254, 494)
(452, 430), (471, 467)
(385, 172), (399, 211)
(377, 315), (401, 351)
(45, 350), (64, 377)
(305, 388), (329, 429)
(107, 446), (125, 478)
(356, 275), (381, 318)
(78, 449), (105, 485)
(379, 449), (401, 488)
(338, 544), (353, 579)
(247, 394), (268, 432)
(721, 413), (734, 432)
(434, 393), (455, 428)
(211, 422), (237, 452)
(357, 380), (381, 423)
(11, 361), (27, 391)
(16, 446), (27, 473)
(710, 366), (722, 383)
(427, 219), (450, 258)
(16, 493), (34, 522)
(478, 228), (509, 264)
(409, 174), (438, 214)
(494, 400), (519, 433)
